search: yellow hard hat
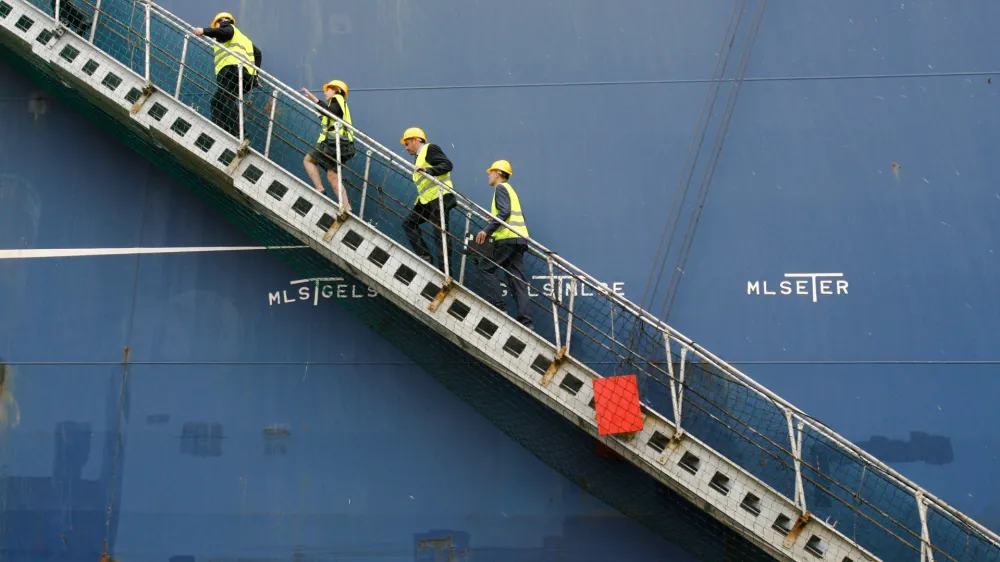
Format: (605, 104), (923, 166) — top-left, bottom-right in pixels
(486, 159), (513, 177)
(324, 80), (348, 97)
(211, 12), (235, 28)
(400, 127), (426, 145)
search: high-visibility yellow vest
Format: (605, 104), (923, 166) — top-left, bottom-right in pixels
(318, 94), (353, 144)
(213, 25), (257, 77)
(412, 143), (453, 205)
(491, 182), (529, 241)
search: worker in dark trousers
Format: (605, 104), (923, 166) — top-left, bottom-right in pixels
(301, 80), (355, 213)
(193, 12), (262, 138)
(50, 0), (91, 37)
(475, 160), (534, 329)
(401, 127), (456, 272)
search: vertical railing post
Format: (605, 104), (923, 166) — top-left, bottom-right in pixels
(334, 122), (346, 211)
(917, 491), (936, 562)
(263, 90), (278, 158)
(547, 257), (562, 350)
(785, 409), (807, 514)
(668, 341), (686, 438)
(609, 302), (616, 348)
(237, 63), (245, 144)
(174, 35), (188, 98)
(89, 0), (101, 43)
(437, 185), (450, 280)
(458, 212), (471, 285)
(143, 0), (150, 82)
(796, 420), (806, 509)
(563, 277), (577, 354)
(358, 150), (372, 219)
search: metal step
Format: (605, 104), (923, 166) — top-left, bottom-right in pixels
(1, 2), (997, 562)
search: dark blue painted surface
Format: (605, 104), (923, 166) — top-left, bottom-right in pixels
(2, 0), (1000, 559)
(0, 54), (693, 561)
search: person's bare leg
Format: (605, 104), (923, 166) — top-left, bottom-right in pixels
(303, 154), (325, 193)
(327, 168), (351, 213)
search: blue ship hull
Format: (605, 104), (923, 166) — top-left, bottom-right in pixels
(1, 0), (998, 560)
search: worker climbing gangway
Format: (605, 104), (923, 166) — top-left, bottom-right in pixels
(0, 1), (998, 561)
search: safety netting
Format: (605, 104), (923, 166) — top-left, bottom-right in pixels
(2, 1), (999, 561)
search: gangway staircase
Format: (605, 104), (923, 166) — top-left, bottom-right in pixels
(1, 1), (998, 561)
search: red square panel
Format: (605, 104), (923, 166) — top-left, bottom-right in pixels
(593, 375), (644, 436)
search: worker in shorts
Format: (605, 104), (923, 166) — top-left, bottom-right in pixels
(301, 80), (355, 213)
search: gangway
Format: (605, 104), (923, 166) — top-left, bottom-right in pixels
(0, 1), (998, 561)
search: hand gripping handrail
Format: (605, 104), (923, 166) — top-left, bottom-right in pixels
(102, 0), (1000, 552)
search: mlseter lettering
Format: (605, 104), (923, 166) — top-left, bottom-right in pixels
(746, 273), (849, 303)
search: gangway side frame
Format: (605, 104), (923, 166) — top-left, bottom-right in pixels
(5, 6), (877, 561)
(0, 6), (876, 561)
(3, 2), (996, 561)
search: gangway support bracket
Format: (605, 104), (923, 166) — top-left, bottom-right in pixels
(129, 81), (156, 114)
(667, 430), (686, 447)
(783, 512), (812, 550)
(428, 278), (454, 313)
(656, 432), (686, 465)
(321, 210), (350, 242)
(46, 23), (64, 47)
(224, 138), (251, 176)
(541, 346), (568, 387)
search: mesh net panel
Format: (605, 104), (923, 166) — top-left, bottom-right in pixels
(2, 1), (999, 561)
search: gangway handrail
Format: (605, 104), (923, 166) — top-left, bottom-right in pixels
(136, 2), (1000, 548)
(39, 0), (1000, 552)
